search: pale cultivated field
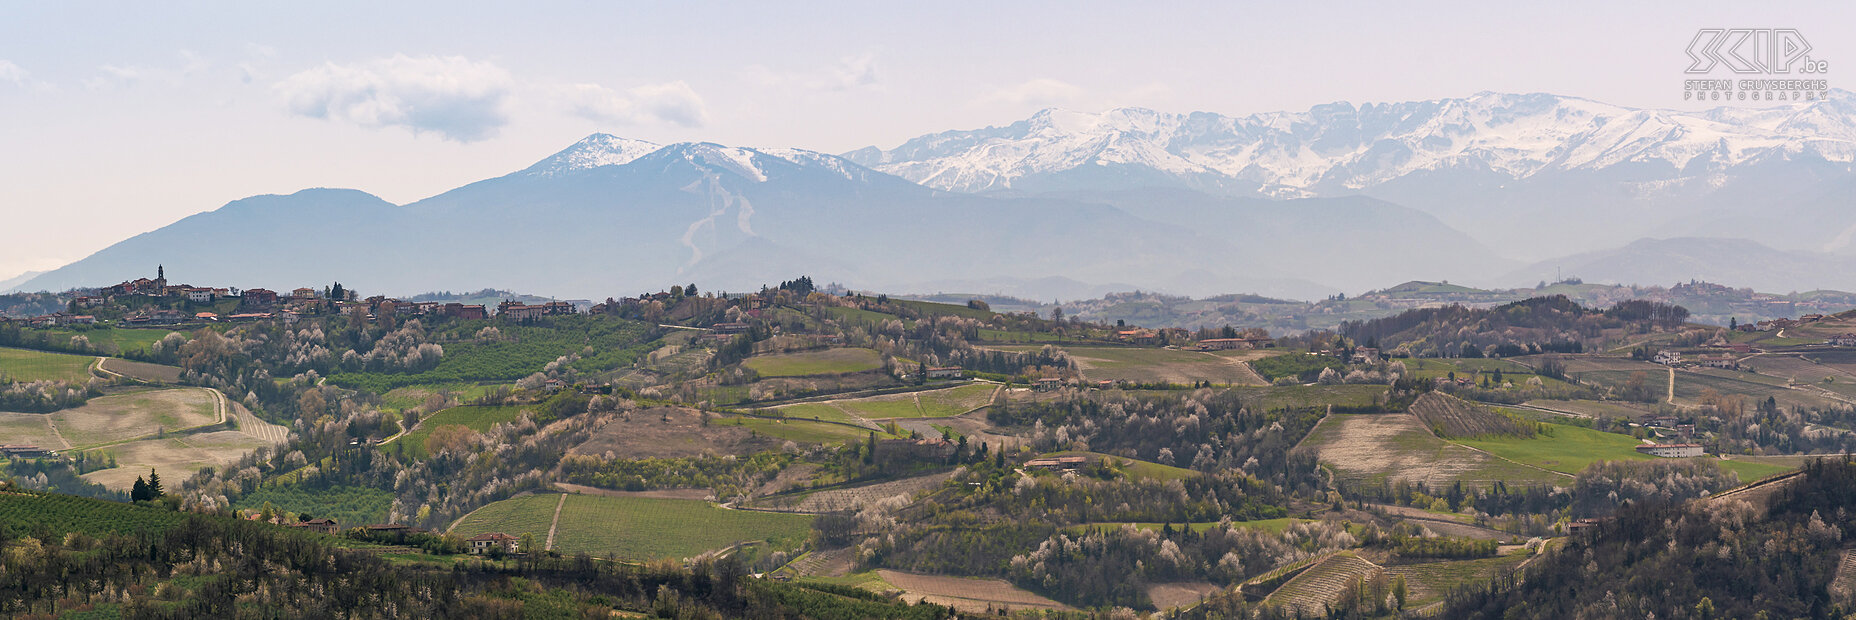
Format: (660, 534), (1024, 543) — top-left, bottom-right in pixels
(49, 388), (219, 448)
(1301, 414), (1562, 489)
(876, 570), (1074, 613)
(97, 358), (184, 383)
(1147, 582), (1222, 610)
(1063, 346), (1269, 386)
(83, 430), (271, 490)
(0, 413), (65, 449)
(752, 471), (953, 513)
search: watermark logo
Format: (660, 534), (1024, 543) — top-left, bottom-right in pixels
(1682, 28), (1831, 102)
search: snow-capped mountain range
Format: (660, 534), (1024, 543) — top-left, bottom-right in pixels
(845, 90), (1856, 196)
(13, 91), (1856, 301)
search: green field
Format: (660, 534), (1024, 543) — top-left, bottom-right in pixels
(1227, 384), (1389, 411)
(379, 383), (512, 412)
(0, 346), (95, 383)
(774, 402), (868, 426)
(452, 493), (814, 561)
(717, 416), (893, 444)
(448, 493), (560, 542)
(1715, 459), (1794, 481)
(836, 396), (924, 419)
(553, 494), (813, 560)
(821, 305), (899, 325)
(744, 348), (884, 377)
(233, 484), (394, 526)
(0, 490), (189, 538)
(917, 383), (996, 416)
(325, 316), (658, 393)
(43, 328), (177, 356)
(1457, 423), (1650, 474)
(395, 405), (530, 459)
(1043, 450), (1198, 481)
(1302, 413), (1565, 488)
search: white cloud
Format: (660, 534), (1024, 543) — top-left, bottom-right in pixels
(273, 55), (515, 143)
(975, 78), (1084, 107)
(557, 80), (709, 128)
(627, 81), (708, 127)
(745, 53), (881, 92)
(83, 64), (150, 91)
(237, 44), (278, 84)
(0, 60), (27, 86)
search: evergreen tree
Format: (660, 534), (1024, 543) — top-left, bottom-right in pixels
(146, 469), (163, 498)
(130, 476), (150, 502)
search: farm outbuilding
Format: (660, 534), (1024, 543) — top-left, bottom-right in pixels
(1635, 443), (1705, 458)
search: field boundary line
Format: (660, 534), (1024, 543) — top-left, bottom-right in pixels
(1414, 413), (1574, 480)
(42, 414), (74, 451)
(545, 493), (566, 551)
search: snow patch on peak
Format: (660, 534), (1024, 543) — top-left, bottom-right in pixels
(758, 148), (861, 181)
(854, 93), (1856, 194)
(676, 143), (768, 182)
(526, 134), (660, 176)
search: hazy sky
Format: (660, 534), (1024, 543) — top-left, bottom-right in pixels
(2, 1), (1850, 281)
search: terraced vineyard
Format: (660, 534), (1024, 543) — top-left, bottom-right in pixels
(1383, 553), (1531, 609)
(1265, 552), (1384, 615)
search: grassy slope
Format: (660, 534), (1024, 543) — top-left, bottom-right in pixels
(1043, 450), (1198, 481)
(744, 348), (884, 377)
(717, 416), (896, 445)
(396, 405), (530, 459)
(0, 346), (96, 383)
(1228, 384), (1388, 410)
(1457, 423), (1650, 474)
(1458, 422), (1790, 480)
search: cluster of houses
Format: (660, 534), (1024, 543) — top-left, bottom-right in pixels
(1650, 349), (1741, 370)
(494, 300), (576, 320)
(2, 267), (639, 328)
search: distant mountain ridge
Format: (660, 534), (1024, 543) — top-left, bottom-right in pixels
(19, 136), (1499, 300)
(14, 91), (1856, 300)
(847, 91), (1856, 260)
(847, 91), (1856, 196)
